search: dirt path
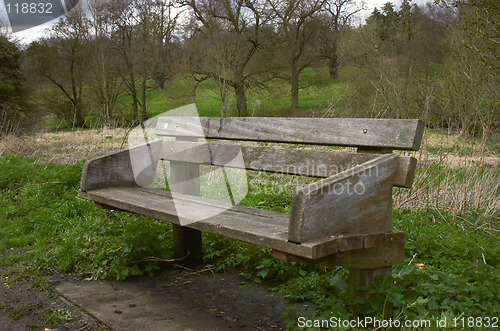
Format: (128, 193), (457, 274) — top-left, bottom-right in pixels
(1, 266), (308, 330)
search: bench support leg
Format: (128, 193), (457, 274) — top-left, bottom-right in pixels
(173, 224), (203, 266)
(170, 137), (204, 266)
(349, 267), (392, 287)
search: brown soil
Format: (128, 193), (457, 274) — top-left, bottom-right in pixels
(0, 266), (104, 330)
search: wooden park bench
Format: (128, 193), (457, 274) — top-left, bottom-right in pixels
(78, 115), (424, 286)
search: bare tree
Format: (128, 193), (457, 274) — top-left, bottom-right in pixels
(87, 0), (124, 125)
(149, 0), (182, 90)
(104, 0), (181, 124)
(38, 6), (88, 127)
(321, 0), (364, 79)
(185, 29), (241, 116)
(267, 0), (325, 109)
(441, 1), (499, 144)
(106, 0), (150, 124)
(0, 35), (29, 134)
(180, 0), (268, 116)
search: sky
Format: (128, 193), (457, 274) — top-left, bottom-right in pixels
(1, 0), (428, 45)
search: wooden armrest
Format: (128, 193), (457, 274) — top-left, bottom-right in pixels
(288, 154), (399, 243)
(274, 231), (405, 268)
(80, 140), (163, 191)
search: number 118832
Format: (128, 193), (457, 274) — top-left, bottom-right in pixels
(6, 2), (53, 14)
(454, 316), (498, 328)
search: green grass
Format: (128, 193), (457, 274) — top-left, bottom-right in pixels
(8, 303), (41, 321)
(0, 155), (173, 281)
(37, 308), (75, 324)
(101, 67), (345, 121)
(0, 154), (498, 327)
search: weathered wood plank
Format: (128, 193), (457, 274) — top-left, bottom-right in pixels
(156, 117), (425, 151)
(323, 232), (405, 269)
(273, 231), (405, 270)
(80, 140), (163, 192)
(288, 154), (398, 243)
(162, 141), (378, 177)
(161, 141), (415, 187)
(80, 149), (136, 192)
(170, 137), (203, 265)
(354, 146), (396, 285)
(363, 232), (404, 249)
(78, 188), (303, 255)
(169, 139), (201, 197)
(78, 187), (392, 259)
(337, 235), (364, 252)
(274, 248), (401, 269)
(272, 231), (405, 268)
(395, 156), (417, 188)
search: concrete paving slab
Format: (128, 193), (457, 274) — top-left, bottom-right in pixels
(56, 268), (308, 330)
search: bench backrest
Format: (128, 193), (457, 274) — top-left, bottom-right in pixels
(152, 117), (423, 184)
(156, 117), (424, 150)
(150, 116), (424, 243)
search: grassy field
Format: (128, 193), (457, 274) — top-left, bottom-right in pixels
(145, 68), (341, 118)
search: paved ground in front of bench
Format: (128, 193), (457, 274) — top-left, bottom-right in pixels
(56, 268), (309, 330)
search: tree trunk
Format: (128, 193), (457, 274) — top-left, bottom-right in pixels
(141, 76), (148, 123)
(459, 117), (469, 138)
(233, 67), (247, 117)
(480, 121), (492, 148)
(73, 100), (86, 128)
(219, 81), (230, 117)
(131, 93), (139, 125)
(234, 83), (247, 117)
(290, 62), (300, 109)
(153, 74), (165, 90)
(328, 43), (339, 79)
(127, 68), (139, 125)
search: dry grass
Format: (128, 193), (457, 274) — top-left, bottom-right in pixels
(0, 127), (129, 164)
(394, 130), (499, 217)
(0, 127), (498, 216)
(394, 162), (499, 217)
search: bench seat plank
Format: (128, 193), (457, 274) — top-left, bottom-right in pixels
(78, 187), (341, 259)
(79, 186), (405, 263)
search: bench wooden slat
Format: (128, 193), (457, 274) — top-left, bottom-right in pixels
(160, 141), (416, 188)
(80, 187), (400, 259)
(78, 187), (317, 258)
(80, 186), (404, 263)
(79, 140), (417, 194)
(156, 117), (424, 151)
(80, 148), (137, 192)
(80, 140), (164, 192)
(288, 155), (397, 243)
(162, 141), (377, 177)
(273, 231), (405, 269)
